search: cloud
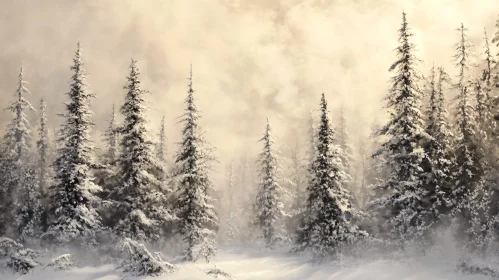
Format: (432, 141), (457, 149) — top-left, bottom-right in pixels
(0, 0), (498, 183)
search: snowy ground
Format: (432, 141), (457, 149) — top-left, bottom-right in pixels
(2, 245), (495, 280)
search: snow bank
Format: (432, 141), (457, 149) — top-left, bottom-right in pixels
(2, 246), (495, 280)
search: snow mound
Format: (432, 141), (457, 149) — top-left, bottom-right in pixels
(205, 265), (234, 279)
(118, 238), (176, 277)
(44, 254), (73, 271)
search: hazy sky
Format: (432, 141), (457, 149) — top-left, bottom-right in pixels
(1, 0), (499, 181)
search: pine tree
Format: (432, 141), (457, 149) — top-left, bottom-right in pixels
(156, 116), (167, 166)
(103, 104), (119, 165)
(288, 143), (306, 216)
(0, 64), (35, 237)
(44, 42), (102, 247)
(369, 12), (431, 242)
(295, 93), (366, 262)
(109, 59), (172, 242)
(336, 106), (353, 175)
(254, 118), (287, 248)
(477, 29), (497, 170)
(336, 106), (359, 218)
(36, 98), (50, 197)
(464, 178), (497, 256)
(491, 15), (499, 88)
(424, 66), (455, 219)
(36, 98), (51, 233)
(13, 160), (42, 243)
(155, 115), (169, 193)
(173, 66), (218, 262)
(451, 24), (484, 212)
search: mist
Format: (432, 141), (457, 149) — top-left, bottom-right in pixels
(1, 0), (497, 184)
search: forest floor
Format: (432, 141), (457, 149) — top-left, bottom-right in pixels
(3, 245), (497, 280)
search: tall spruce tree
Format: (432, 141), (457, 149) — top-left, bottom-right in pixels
(36, 98), (50, 197)
(451, 24), (484, 211)
(492, 15), (499, 88)
(173, 66), (218, 262)
(424, 66), (455, 219)
(157, 116), (167, 165)
(44, 43), (103, 247)
(103, 104), (119, 165)
(254, 118), (287, 248)
(36, 98), (51, 233)
(336, 106), (359, 218)
(478, 29), (497, 170)
(156, 115), (169, 193)
(295, 93), (365, 262)
(1, 65), (38, 240)
(369, 12), (431, 242)
(109, 59), (172, 242)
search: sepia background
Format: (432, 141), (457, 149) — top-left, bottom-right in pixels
(0, 0), (498, 183)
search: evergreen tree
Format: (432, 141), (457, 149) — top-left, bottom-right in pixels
(156, 116), (167, 166)
(464, 178), (497, 256)
(295, 93), (366, 262)
(369, 12), (431, 242)
(36, 98), (52, 232)
(0, 64), (35, 237)
(254, 118), (287, 248)
(288, 143), (306, 216)
(424, 66), (455, 219)
(44, 42), (102, 247)
(336, 106), (353, 175)
(109, 59), (172, 242)
(155, 116), (169, 193)
(13, 160), (42, 243)
(173, 66), (218, 262)
(451, 24), (483, 211)
(478, 29), (497, 170)
(336, 106), (359, 219)
(96, 105), (120, 218)
(103, 104), (119, 165)
(36, 98), (50, 197)
(491, 15), (499, 88)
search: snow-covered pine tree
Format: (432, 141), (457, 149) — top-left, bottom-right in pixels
(295, 93), (366, 262)
(464, 178), (497, 256)
(156, 115), (167, 166)
(336, 106), (360, 220)
(288, 143), (306, 216)
(43, 42), (103, 247)
(491, 15), (499, 88)
(36, 98), (52, 233)
(96, 104), (120, 223)
(451, 24), (484, 213)
(0, 64), (36, 238)
(108, 59), (172, 242)
(424, 66), (455, 220)
(254, 118), (288, 249)
(155, 115), (170, 194)
(13, 160), (42, 243)
(336, 106), (353, 175)
(36, 98), (50, 197)
(369, 12), (431, 243)
(173, 66), (218, 262)
(477, 29), (497, 170)
(103, 104), (119, 165)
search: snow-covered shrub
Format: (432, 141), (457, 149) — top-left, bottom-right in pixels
(44, 254), (73, 271)
(0, 237), (40, 275)
(205, 266), (234, 279)
(457, 261), (499, 278)
(118, 238), (176, 277)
